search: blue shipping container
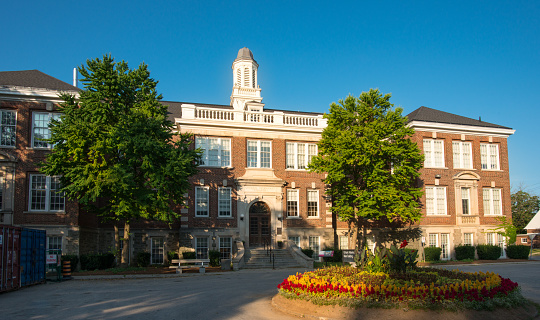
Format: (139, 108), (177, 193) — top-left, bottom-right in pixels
(20, 228), (46, 287)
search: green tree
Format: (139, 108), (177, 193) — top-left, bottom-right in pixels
(41, 55), (201, 265)
(511, 189), (539, 233)
(309, 89), (424, 254)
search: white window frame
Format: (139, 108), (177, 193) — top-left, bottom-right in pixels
(461, 187), (471, 215)
(47, 235), (63, 252)
(452, 141), (472, 169)
(286, 142), (317, 170)
(486, 232), (505, 258)
(247, 140), (271, 168)
(29, 174), (65, 212)
(521, 238), (528, 244)
(425, 186), (447, 215)
(423, 139), (445, 168)
(0, 109), (16, 147)
(151, 237), (164, 265)
(195, 137), (231, 167)
(219, 237), (232, 259)
(307, 189), (319, 218)
(480, 143), (500, 170)
(287, 189), (299, 217)
(463, 233), (473, 246)
(339, 235), (349, 250)
(195, 237), (209, 259)
(309, 236), (320, 258)
(32, 112), (61, 149)
(428, 234), (439, 247)
(288, 236), (301, 248)
(195, 186), (209, 217)
(218, 187), (232, 217)
(440, 233), (450, 260)
(483, 188), (502, 216)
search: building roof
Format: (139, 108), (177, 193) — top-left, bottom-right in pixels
(406, 106), (512, 130)
(0, 70), (79, 92)
(525, 210), (540, 231)
(236, 47), (254, 60)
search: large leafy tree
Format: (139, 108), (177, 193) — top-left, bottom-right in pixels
(511, 189), (540, 233)
(309, 89), (424, 253)
(41, 55), (201, 265)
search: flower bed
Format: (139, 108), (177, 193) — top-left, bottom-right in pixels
(277, 266), (525, 310)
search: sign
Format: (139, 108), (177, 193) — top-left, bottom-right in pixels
(46, 254), (58, 265)
(342, 250), (356, 263)
(318, 250), (334, 257)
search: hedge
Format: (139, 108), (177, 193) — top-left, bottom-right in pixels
(322, 248), (343, 262)
(455, 245), (475, 260)
(182, 251), (196, 259)
(80, 253), (115, 270)
(476, 245), (502, 260)
(424, 247), (442, 261)
(301, 249), (314, 259)
(136, 251), (151, 267)
(506, 245), (530, 259)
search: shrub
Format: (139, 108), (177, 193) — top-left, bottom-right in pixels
(80, 253), (116, 270)
(61, 255), (79, 271)
(455, 245), (475, 260)
(136, 251), (151, 267)
(209, 250), (220, 267)
(476, 244), (502, 260)
(424, 247), (442, 261)
(506, 244), (530, 259)
(167, 251), (179, 265)
(301, 248), (314, 258)
(387, 241), (418, 273)
(182, 251), (196, 259)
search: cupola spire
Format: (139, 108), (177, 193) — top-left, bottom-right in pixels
(230, 47), (263, 111)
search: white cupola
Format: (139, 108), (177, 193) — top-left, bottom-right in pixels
(230, 47), (264, 111)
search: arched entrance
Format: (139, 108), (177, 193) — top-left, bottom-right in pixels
(249, 201), (271, 247)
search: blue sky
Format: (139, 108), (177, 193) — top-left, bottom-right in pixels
(2, 1), (539, 193)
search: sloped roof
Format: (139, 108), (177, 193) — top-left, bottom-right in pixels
(406, 106), (512, 130)
(0, 70), (79, 92)
(525, 210), (540, 230)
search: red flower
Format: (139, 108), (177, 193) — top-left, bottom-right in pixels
(399, 240), (408, 249)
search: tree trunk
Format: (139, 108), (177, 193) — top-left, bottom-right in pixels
(121, 222), (130, 267)
(114, 224), (120, 265)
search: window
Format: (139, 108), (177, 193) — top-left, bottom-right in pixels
(195, 187), (209, 217)
(339, 236), (349, 250)
(486, 232), (505, 257)
(452, 141), (472, 169)
(151, 237), (164, 264)
(0, 110), (16, 147)
(461, 188), (470, 215)
(440, 234), (450, 260)
(425, 186), (447, 215)
(195, 137), (231, 167)
(307, 190), (319, 217)
(423, 139), (444, 167)
(309, 236), (320, 258)
(287, 189), (299, 217)
(428, 234), (438, 247)
(463, 233), (473, 246)
(286, 142), (317, 169)
(196, 237), (208, 259)
(480, 143), (500, 170)
(32, 112), (61, 148)
(521, 238), (528, 244)
(47, 236), (62, 252)
(289, 236), (301, 248)
(29, 175), (65, 212)
(247, 140), (271, 168)
(219, 237), (232, 259)
(218, 187), (231, 217)
(483, 188), (502, 215)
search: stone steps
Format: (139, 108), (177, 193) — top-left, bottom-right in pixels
(244, 248), (303, 269)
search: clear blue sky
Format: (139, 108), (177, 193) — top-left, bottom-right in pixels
(2, 1), (539, 193)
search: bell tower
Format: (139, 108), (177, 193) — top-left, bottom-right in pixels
(230, 47), (264, 111)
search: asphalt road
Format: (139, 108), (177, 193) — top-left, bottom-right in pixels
(0, 268), (308, 320)
(1, 261), (539, 320)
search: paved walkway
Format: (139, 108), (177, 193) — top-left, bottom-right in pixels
(2, 260), (539, 319)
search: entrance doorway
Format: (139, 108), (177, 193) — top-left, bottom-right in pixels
(249, 201), (271, 247)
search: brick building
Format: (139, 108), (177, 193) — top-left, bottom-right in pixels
(0, 48), (515, 265)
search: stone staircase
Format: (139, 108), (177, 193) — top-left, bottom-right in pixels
(244, 247), (304, 269)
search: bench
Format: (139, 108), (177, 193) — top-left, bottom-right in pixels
(170, 259), (210, 274)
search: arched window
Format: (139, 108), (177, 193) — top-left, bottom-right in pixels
(249, 201), (270, 214)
